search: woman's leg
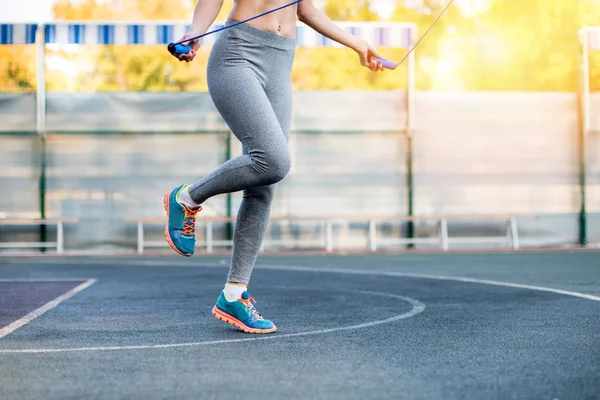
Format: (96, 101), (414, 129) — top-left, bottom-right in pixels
(226, 182), (275, 285)
(187, 70), (291, 205)
(226, 60), (294, 286)
(209, 24), (296, 334)
(212, 82), (292, 333)
(166, 22), (295, 333)
(164, 32), (291, 258)
(200, 45), (292, 287)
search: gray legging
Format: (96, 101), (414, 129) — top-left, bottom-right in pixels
(188, 22), (295, 285)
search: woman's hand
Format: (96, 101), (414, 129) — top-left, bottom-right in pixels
(354, 40), (385, 72)
(297, 1), (388, 72)
(174, 0), (224, 61)
(173, 32), (202, 62)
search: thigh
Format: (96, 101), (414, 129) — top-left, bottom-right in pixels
(265, 77), (293, 142)
(208, 61), (287, 157)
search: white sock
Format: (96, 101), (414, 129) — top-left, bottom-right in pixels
(177, 186), (200, 209)
(223, 282), (247, 302)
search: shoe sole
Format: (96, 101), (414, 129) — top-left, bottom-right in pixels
(163, 192), (192, 258)
(212, 306), (277, 334)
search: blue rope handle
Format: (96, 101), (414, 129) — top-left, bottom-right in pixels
(168, 0), (303, 55)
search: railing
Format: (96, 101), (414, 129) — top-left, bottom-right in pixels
(0, 218), (78, 254)
(124, 215), (523, 254)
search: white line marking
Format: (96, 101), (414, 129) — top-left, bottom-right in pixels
(0, 258), (598, 353)
(0, 290), (424, 353)
(252, 265), (600, 302)
(0, 278), (97, 340)
(82, 260), (600, 303)
(4, 258), (599, 302)
(407, 274), (600, 302)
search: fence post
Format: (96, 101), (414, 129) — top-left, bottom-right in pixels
(578, 28), (589, 246)
(325, 221), (333, 253)
(369, 220), (377, 252)
(56, 222), (64, 254)
(509, 218), (520, 250)
(440, 218), (449, 251)
(206, 221), (213, 254)
(137, 222), (144, 254)
(37, 25), (48, 252)
(405, 25), (416, 249)
(36, 24), (47, 136)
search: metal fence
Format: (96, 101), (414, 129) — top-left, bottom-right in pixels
(1, 91), (599, 252)
(0, 23), (599, 253)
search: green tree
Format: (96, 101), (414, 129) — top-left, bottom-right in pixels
(323, 0), (379, 22)
(472, 0), (600, 91)
(24, 0), (600, 92)
(0, 46), (37, 92)
(390, 0), (478, 90)
(50, 0), (206, 92)
(387, 0), (600, 91)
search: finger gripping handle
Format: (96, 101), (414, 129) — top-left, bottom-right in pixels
(374, 58), (398, 70)
(168, 43), (192, 55)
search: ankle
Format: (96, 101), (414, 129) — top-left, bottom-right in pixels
(223, 282), (247, 301)
(177, 185), (201, 209)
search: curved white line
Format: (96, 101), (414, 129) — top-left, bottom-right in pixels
(4, 258), (599, 301)
(96, 260), (600, 302)
(0, 290), (424, 354)
(252, 265), (600, 302)
(1, 257), (598, 353)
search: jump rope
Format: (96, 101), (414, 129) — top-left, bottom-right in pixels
(168, 0), (455, 70)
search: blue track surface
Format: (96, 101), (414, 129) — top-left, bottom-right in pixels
(0, 252), (599, 400)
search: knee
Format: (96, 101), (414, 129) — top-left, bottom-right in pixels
(268, 152), (291, 183)
(251, 150), (290, 184)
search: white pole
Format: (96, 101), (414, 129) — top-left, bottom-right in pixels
(368, 220), (377, 252)
(325, 221), (333, 253)
(137, 222), (144, 254)
(56, 222), (64, 254)
(36, 24), (46, 136)
(406, 25), (416, 138)
(406, 26), (417, 245)
(581, 28), (591, 136)
(510, 218), (520, 250)
(440, 219), (449, 251)
(206, 222), (213, 254)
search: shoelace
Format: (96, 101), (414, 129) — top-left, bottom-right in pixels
(181, 206), (200, 236)
(239, 296), (262, 319)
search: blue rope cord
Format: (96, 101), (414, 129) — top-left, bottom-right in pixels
(168, 0), (302, 54)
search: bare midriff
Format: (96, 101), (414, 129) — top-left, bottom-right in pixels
(228, 0), (299, 38)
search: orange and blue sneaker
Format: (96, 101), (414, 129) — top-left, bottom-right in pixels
(163, 184), (201, 257)
(212, 291), (277, 334)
